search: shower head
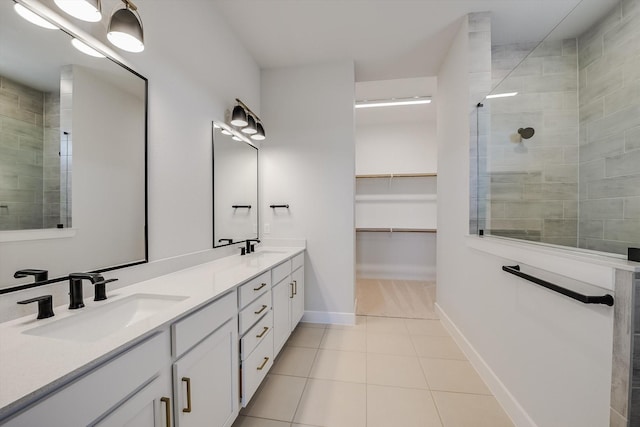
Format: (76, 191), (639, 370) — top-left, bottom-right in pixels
(517, 127), (535, 139)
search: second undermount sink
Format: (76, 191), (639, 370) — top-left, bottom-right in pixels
(23, 293), (188, 342)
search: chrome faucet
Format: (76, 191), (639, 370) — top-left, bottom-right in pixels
(68, 273), (117, 309)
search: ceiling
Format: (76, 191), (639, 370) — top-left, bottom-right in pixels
(212, 0), (618, 82)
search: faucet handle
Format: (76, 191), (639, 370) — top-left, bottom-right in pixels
(93, 278), (118, 301)
(69, 272), (103, 283)
(17, 295), (55, 319)
(14, 269), (49, 282)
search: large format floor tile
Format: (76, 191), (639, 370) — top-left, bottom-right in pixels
(405, 319), (449, 336)
(366, 316), (409, 335)
(309, 349), (367, 383)
(241, 374), (307, 422)
(232, 415), (291, 427)
(293, 378), (367, 427)
(271, 346), (318, 377)
(411, 335), (467, 360)
(366, 353), (429, 389)
(367, 332), (416, 355)
(320, 328), (367, 352)
(432, 391), (514, 427)
(286, 325), (326, 348)
(420, 358), (491, 395)
(367, 384), (443, 427)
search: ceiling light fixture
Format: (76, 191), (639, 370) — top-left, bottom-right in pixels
(485, 92), (518, 99)
(107, 0), (144, 53)
(355, 96), (432, 109)
(71, 38), (105, 58)
(228, 99), (266, 142)
(54, 0), (102, 22)
(14, 3), (58, 29)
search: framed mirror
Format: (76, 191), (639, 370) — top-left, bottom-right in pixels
(0, 1), (147, 291)
(212, 122), (258, 248)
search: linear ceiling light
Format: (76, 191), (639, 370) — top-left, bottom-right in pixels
(54, 0), (102, 22)
(14, 3), (58, 29)
(485, 92), (518, 99)
(355, 96), (432, 109)
(108, 0), (144, 53)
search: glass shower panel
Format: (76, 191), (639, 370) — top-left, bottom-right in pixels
(475, 0), (640, 257)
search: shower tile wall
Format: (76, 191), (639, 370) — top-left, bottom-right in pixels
(483, 39), (579, 245)
(0, 76), (45, 230)
(578, 0), (640, 255)
(43, 92), (61, 228)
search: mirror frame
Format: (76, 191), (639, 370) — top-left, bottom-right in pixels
(0, 4), (148, 294)
(211, 121), (259, 249)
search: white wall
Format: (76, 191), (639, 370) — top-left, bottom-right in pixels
(260, 61), (356, 324)
(437, 15), (613, 427)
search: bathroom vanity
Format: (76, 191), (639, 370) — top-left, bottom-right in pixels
(0, 247), (305, 427)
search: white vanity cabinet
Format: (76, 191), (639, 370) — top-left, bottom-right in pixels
(171, 291), (238, 427)
(272, 253), (305, 356)
(237, 271), (274, 406)
(2, 332), (172, 427)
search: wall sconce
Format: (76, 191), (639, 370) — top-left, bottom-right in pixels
(54, 0), (102, 22)
(108, 0), (144, 53)
(229, 99), (266, 141)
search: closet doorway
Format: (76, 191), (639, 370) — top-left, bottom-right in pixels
(354, 77), (438, 320)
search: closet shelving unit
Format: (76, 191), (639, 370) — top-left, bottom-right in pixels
(355, 172), (437, 233)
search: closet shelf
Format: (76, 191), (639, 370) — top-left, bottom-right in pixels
(356, 173), (437, 179)
(356, 227), (437, 233)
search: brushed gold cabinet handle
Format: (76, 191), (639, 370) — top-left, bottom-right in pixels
(256, 326), (269, 338)
(160, 397), (171, 427)
(293, 280), (297, 295)
(257, 357), (269, 370)
(290, 282), (294, 299)
(253, 282), (267, 291)
(254, 304), (268, 315)
(182, 377), (192, 413)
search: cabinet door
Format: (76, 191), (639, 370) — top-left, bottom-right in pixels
(272, 277), (292, 357)
(173, 319), (238, 427)
(290, 266), (305, 329)
(92, 374), (172, 427)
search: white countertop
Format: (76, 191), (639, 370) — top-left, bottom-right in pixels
(0, 246), (304, 419)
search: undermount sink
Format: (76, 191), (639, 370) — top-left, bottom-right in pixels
(255, 250), (287, 255)
(23, 293), (188, 342)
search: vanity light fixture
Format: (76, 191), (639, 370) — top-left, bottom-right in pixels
(54, 0), (102, 23)
(107, 0), (144, 53)
(71, 38), (105, 58)
(228, 99), (266, 142)
(485, 92), (518, 99)
(355, 96), (432, 109)
(14, 3), (58, 29)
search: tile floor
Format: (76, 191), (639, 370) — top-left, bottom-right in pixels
(233, 316), (515, 427)
(356, 279), (437, 319)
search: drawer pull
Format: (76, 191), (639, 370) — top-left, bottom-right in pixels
(256, 326), (269, 338)
(290, 282), (294, 299)
(161, 397), (171, 427)
(253, 282), (267, 291)
(293, 280), (297, 295)
(257, 357), (269, 370)
(182, 377), (193, 413)
(254, 304), (268, 315)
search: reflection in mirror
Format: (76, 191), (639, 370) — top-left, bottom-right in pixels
(0, 1), (147, 290)
(212, 122), (258, 248)
(473, 0), (638, 257)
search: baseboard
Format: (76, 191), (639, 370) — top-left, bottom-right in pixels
(302, 310), (355, 325)
(436, 303), (538, 427)
(356, 263), (436, 281)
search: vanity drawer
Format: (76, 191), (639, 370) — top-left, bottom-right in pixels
(239, 290), (271, 335)
(238, 271), (271, 309)
(292, 252), (304, 271)
(172, 290), (236, 358)
(271, 260), (291, 285)
(241, 310), (273, 360)
(241, 329), (274, 406)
